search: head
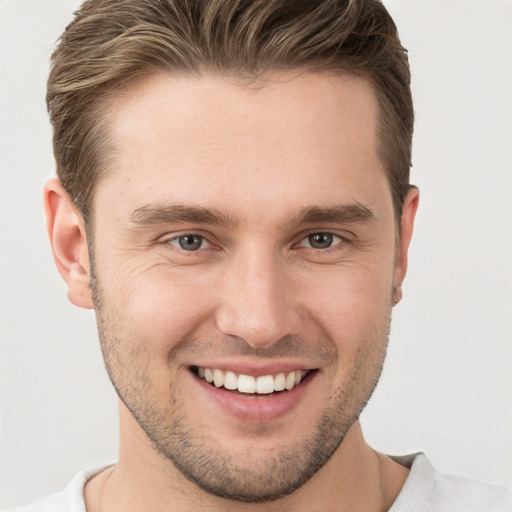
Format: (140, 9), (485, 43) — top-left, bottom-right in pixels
(45, 0), (418, 504)
(47, 0), (413, 225)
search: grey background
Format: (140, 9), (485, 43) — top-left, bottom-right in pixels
(1, 0), (511, 508)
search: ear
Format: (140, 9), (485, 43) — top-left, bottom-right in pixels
(393, 187), (419, 305)
(44, 178), (94, 309)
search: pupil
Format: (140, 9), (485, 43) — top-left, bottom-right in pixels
(309, 233), (333, 249)
(179, 235), (202, 251)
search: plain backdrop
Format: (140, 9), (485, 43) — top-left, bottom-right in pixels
(1, 0), (511, 508)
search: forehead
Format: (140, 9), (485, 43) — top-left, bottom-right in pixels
(94, 71), (391, 222)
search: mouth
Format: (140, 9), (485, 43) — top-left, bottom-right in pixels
(191, 366), (314, 395)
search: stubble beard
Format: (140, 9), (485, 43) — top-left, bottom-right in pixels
(90, 273), (390, 503)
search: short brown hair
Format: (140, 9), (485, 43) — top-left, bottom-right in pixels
(47, 0), (413, 222)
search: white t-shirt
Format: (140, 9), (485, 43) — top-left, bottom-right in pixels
(4, 453), (511, 511)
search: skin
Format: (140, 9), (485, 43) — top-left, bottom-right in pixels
(45, 71), (418, 511)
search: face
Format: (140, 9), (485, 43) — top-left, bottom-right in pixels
(82, 72), (414, 502)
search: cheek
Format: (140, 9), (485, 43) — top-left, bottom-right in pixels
(98, 261), (217, 355)
(299, 261), (394, 347)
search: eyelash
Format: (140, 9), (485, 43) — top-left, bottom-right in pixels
(162, 231), (350, 254)
(166, 233), (213, 251)
(295, 232), (345, 251)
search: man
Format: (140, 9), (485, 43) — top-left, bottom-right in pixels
(5, 0), (511, 510)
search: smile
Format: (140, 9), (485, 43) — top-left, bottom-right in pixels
(194, 366), (309, 394)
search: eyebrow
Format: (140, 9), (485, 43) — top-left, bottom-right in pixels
(130, 204), (240, 228)
(130, 203), (374, 228)
(294, 204), (374, 225)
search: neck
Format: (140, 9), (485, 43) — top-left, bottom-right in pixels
(85, 404), (408, 512)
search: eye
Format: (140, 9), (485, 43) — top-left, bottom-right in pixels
(298, 232), (343, 249)
(168, 234), (211, 251)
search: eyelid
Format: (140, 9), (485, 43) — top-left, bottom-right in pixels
(296, 232), (345, 249)
(169, 234), (211, 249)
(157, 229), (352, 252)
(159, 231), (217, 250)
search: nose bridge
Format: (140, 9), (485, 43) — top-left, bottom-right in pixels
(216, 242), (297, 347)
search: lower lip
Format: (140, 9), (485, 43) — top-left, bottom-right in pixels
(191, 371), (316, 422)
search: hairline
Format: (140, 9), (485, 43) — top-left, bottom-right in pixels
(81, 66), (405, 235)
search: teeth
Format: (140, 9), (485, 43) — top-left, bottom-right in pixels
(256, 375), (274, 394)
(285, 372), (295, 390)
(224, 371), (238, 390)
(274, 373), (286, 391)
(238, 374), (256, 393)
(204, 368), (214, 383)
(196, 367), (308, 394)
(213, 369), (224, 387)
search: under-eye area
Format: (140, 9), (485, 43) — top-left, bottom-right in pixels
(190, 366), (316, 396)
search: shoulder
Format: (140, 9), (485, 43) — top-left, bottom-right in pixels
(2, 463), (114, 512)
(390, 453), (512, 512)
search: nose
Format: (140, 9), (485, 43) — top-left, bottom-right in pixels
(215, 248), (300, 348)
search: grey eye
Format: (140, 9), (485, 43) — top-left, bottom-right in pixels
(307, 233), (334, 249)
(172, 234), (207, 251)
(297, 232), (342, 250)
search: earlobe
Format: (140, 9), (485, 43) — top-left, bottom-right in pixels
(393, 186), (419, 306)
(44, 178), (94, 309)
